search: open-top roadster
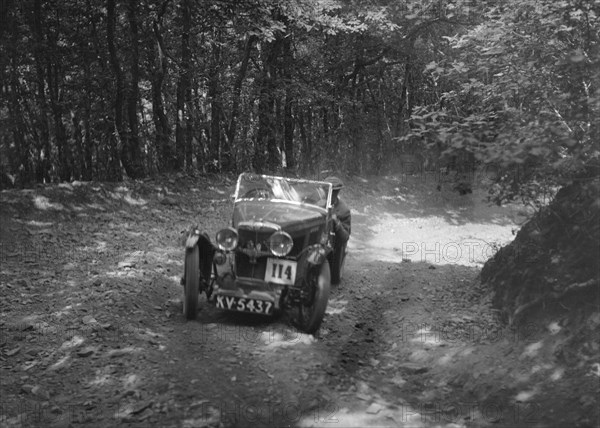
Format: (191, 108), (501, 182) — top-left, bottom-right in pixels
(182, 173), (346, 333)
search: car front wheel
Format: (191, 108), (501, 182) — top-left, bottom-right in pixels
(298, 260), (331, 334)
(183, 245), (200, 320)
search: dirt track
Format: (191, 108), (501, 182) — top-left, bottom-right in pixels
(1, 175), (596, 428)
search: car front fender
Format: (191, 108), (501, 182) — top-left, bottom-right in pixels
(186, 229), (201, 249)
(185, 227), (216, 282)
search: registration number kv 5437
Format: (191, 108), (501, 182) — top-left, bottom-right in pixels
(215, 295), (274, 315)
(264, 258), (297, 285)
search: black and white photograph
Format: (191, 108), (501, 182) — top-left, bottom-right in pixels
(0, 0), (599, 427)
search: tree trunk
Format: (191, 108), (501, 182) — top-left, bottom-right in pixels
(48, 53), (71, 181)
(175, 0), (191, 170)
(227, 34), (256, 151)
(83, 75), (93, 180)
(44, 8), (72, 182)
(298, 107), (313, 174)
(282, 32), (294, 170)
(106, 0), (124, 181)
(275, 97), (282, 167)
(254, 39), (280, 173)
(71, 111), (84, 180)
(123, 1), (143, 178)
(9, 47), (30, 185)
(208, 31), (221, 172)
(151, 22), (172, 172)
(32, 0), (51, 183)
(321, 105), (329, 156)
(398, 52), (412, 136)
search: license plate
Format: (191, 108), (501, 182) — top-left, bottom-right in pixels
(265, 258), (297, 285)
(215, 295), (274, 315)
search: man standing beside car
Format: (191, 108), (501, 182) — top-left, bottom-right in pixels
(324, 176), (351, 284)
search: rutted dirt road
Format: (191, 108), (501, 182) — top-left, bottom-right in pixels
(2, 174), (593, 428)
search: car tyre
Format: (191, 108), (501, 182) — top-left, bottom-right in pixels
(299, 260), (331, 334)
(330, 241), (346, 285)
(184, 245), (200, 320)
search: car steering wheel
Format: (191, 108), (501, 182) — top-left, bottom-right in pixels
(243, 187), (272, 199)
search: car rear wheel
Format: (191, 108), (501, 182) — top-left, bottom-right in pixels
(184, 245), (200, 320)
(330, 241), (346, 285)
(298, 260), (331, 334)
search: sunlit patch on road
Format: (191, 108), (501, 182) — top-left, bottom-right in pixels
(326, 298), (348, 315)
(520, 340), (543, 358)
(60, 335), (85, 349)
(411, 327), (446, 347)
(547, 321), (561, 335)
(550, 367), (564, 381)
(122, 373), (139, 389)
(351, 213), (515, 266)
(260, 330), (315, 348)
(24, 220), (53, 227)
(49, 355), (70, 371)
(33, 195), (65, 210)
(89, 372), (112, 387)
(514, 389), (537, 402)
(106, 346), (143, 358)
(297, 401), (466, 428)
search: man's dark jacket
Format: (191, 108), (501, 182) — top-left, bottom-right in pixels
(333, 198), (351, 243)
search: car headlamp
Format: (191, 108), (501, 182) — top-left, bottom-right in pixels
(269, 231), (293, 257)
(215, 227), (238, 251)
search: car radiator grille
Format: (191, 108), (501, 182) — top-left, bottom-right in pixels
(235, 227), (273, 279)
(235, 253), (268, 279)
(234, 225), (324, 279)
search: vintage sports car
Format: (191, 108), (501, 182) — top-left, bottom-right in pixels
(181, 173), (346, 333)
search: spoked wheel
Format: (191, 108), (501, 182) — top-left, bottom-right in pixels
(330, 241), (347, 285)
(183, 245), (200, 320)
(297, 260), (331, 334)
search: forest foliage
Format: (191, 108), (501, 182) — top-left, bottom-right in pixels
(1, 0), (598, 206)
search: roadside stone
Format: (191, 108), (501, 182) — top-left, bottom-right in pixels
(17, 279), (32, 288)
(132, 401), (154, 415)
(398, 363), (429, 374)
(160, 196), (178, 206)
(137, 408), (154, 421)
(6, 347), (21, 356)
(389, 375), (406, 386)
(82, 315), (97, 325)
(21, 384), (34, 393)
(366, 403), (384, 414)
(25, 348), (39, 357)
(31, 385), (50, 400)
(20, 322), (34, 331)
(77, 347), (96, 357)
(118, 261), (136, 269)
